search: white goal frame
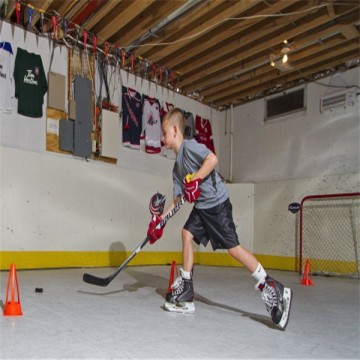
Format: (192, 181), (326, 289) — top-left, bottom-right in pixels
(299, 192), (360, 279)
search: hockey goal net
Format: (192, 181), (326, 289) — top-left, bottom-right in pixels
(299, 192), (360, 279)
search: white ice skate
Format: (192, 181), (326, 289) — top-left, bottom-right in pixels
(164, 268), (195, 314)
(163, 301), (195, 314)
(258, 276), (293, 329)
(278, 287), (292, 329)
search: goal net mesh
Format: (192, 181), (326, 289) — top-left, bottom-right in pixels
(300, 193), (360, 279)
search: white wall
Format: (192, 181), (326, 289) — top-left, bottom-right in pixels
(220, 67), (360, 183)
(253, 173), (359, 258)
(217, 69), (360, 265)
(0, 146), (254, 256)
(0, 146), (190, 252)
(1, 21), (254, 261)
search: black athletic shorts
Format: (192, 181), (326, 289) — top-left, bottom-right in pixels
(183, 198), (240, 251)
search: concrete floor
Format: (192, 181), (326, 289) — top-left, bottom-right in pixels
(0, 265), (359, 359)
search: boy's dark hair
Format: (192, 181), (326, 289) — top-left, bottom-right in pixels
(163, 108), (185, 135)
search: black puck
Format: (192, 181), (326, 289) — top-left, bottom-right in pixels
(35, 287), (43, 293)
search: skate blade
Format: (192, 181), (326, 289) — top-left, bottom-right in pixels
(163, 301), (195, 314)
(278, 287), (293, 329)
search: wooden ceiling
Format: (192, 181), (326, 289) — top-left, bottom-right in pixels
(3, 0), (360, 110)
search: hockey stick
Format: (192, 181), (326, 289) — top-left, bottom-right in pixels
(82, 197), (185, 287)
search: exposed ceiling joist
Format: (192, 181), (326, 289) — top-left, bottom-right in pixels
(1, 0), (358, 110)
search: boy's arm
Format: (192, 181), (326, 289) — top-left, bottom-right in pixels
(183, 151), (218, 203)
(161, 195), (182, 219)
(192, 151), (218, 181)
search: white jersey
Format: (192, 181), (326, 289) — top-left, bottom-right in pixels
(0, 41), (14, 113)
(141, 95), (162, 154)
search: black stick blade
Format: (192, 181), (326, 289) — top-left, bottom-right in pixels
(83, 273), (110, 287)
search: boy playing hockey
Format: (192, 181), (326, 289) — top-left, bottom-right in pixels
(147, 108), (292, 329)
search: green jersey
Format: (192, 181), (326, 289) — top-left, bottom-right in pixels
(14, 47), (47, 117)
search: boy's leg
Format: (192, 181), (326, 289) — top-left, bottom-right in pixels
(228, 245), (259, 273)
(182, 228), (194, 273)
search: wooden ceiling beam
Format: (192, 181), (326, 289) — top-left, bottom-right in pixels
(5, 0), (17, 20)
(217, 50), (359, 108)
(212, 46), (359, 107)
(205, 38), (358, 103)
(70, 0), (107, 27)
(181, 12), (359, 94)
(80, 0), (122, 31)
(197, 18), (355, 95)
(163, 0), (292, 71)
(30, 0), (55, 27)
(63, 0), (89, 22)
(341, 25), (359, 40)
(180, 5), (358, 89)
(201, 20), (360, 99)
(92, 0), (157, 45)
(143, 0), (264, 63)
(176, 1), (354, 74)
(179, 8), (319, 86)
(326, 3), (336, 18)
(134, 0), (229, 59)
(179, 1), (307, 77)
(110, 0), (188, 48)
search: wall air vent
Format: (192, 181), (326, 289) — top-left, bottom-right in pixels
(265, 87), (305, 122)
(320, 87), (357, 113)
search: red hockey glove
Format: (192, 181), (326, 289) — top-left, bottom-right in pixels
(147, 215), (164, 244)
(183, 174), (201, 203)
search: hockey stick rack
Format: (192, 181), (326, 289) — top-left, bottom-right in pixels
(82, 197), (185, 287)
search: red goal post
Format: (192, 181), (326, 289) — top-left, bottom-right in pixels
(299, 192), (360, 279)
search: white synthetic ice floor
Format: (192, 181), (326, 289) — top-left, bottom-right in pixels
(0, 265), (359, 359)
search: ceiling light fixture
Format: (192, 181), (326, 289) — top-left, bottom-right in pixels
(269, 39), (292, 71)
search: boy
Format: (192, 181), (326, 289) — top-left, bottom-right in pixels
(147, 108), (292, 329)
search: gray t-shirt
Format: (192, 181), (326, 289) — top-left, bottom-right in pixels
(173, 139), (228, 209)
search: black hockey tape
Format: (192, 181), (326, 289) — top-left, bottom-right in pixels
(35, 287), (43, 293)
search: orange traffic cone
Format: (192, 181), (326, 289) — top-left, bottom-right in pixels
(3, 264), (23, 316)
(166, 260), (179, 298)
(301, 259), (314, 286)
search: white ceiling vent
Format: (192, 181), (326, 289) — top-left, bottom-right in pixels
(320, 87), (357, 113)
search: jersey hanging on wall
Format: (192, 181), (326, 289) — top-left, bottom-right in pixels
(141, 95), (162, 154)
(195, 115), (216, 154)
(0, 41), (14, 113)
(13, 47), (48, 117)
(122, 86), (142, 150)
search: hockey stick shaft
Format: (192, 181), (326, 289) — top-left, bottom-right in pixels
(83, 197), (185, 287)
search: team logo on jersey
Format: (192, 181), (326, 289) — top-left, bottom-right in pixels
(24, 70), (38, 85)
(147, 113), (158, 126)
